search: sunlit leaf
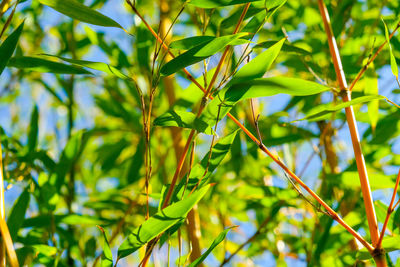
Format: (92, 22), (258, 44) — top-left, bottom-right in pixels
(97, 226), (113, 267)
(38, 0), (122, 28)
(382, 18), (399, 79)
(294, 95), (385, 122)
(153, 108), (215, 135)
(161, 33), (248, 76)
(44, 55), (132, 80)
(169, 36), (215, 50)
(199, 77), (330, 129)
(173, 130), (239, 200)
(188, 227), (234, 267)
(255, 40), (311, 55)
(117, 185), (210, 259)
(188, 0), (261, 8)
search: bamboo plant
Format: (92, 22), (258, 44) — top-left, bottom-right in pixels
(0, 0), (400, 266)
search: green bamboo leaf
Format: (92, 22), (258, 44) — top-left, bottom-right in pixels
(188, 0), (260, 8)
(38, 0), (122, 28)
(364, 74), (379, 131)
(228, 38), (285, 86)
(43, 55), (132, 80)
(153, 109), (215, 135)
(97, 226), (113, 267)
(173, 130), (239, 201)
(27, 105), (39, 153)
(8, 56), (93, 74)
(199, 77), (329, 130)
(169, 36), (215, 50)
(117, 185), (210, 259)
(0, 21), (24, 76)
(255, 41), (311, 55)
(188, 227), (234, 267)
(161, 33), (248, 76)
(294, 95), (385, 122)
(7, 189), (30, 241)
(382, 18), (399, 78)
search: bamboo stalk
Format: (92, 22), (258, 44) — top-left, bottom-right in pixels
(127, 1), (375, 253)
(317, 0), (380, 247)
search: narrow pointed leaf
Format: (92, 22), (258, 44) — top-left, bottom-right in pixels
(188, 227), (234, 267)
(44, 55), (132, 80)
(174, 130), (239, 200)
(228, 38), (285, 86)
(255, 41), (311, 55)
(7, 189), (30, 241)
(97, 226), (113, 267)
(295, 95), (385, 122)
(169, 36), (215, 50)
(383, 19), (399, 78)
(8, 56), (92, 74)
(0, 21), (24, 76)
(188, 0), (260, 8)
(161, 33), (248, 76)
(365, 74), (379, 131)
(38, 0), (122, 28)
(27, 105), (39, 153)
(199, 77), (329, 130)
(153, 109), (215, 135)
(117, 185), (210, 259)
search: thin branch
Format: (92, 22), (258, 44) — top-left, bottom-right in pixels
(376, 169), (400, 248)
(348, 21), (400, 92)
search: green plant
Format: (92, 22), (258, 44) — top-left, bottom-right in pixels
(0, 0), (400, 266)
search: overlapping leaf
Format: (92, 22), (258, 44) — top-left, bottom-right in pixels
(161, 33), (248, 76)
(199, 77), (330, 130)
(188, 0), (261, 8)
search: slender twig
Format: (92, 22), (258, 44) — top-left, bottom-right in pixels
(161, 2), (251, 209)
(127, 1), (374, 253)
(348, 21), (400, 92)
(317, 0), (381, 249)
(136, 3), (252, 266)
(0, 0), (18, 39)
(0, 0), (12, 20)
(376, 169), (400, 248)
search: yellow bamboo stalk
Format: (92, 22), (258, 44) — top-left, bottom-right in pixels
(0, 140), (18, 267)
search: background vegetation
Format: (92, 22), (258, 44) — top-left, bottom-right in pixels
(0, 0), (400, 266)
